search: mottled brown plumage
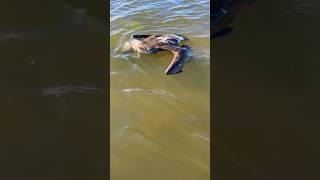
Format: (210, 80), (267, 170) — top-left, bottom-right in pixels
(123, 34), (191, 75)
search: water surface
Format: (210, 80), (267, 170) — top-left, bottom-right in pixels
(0, 1), (107, 179)
(214, 0), (320, 179)
(110, 0), (210, 179)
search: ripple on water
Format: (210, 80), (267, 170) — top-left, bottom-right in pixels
(121, 88), (177, 98)
(41, 86), (101, 96)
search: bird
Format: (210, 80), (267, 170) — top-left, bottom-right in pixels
(122, 34), (192, 75)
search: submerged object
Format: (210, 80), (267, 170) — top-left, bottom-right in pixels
(122, 34), (192, 75)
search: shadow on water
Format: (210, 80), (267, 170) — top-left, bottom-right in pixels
(213, 0), (320, 179)
(0, 1), (107, 180)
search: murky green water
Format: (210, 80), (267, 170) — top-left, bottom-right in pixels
(110, 0), (210, 179)
(214, 0), (320, 179)
(1, 1), (107, 180)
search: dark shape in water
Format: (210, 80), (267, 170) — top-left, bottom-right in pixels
(123, 34), (192, 75)
(212, 0), (255, 38)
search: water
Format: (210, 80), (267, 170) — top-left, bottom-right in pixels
(110, 0), (210, 179)
(214, 0), (320, 179)
(1, 1), (107, 179)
